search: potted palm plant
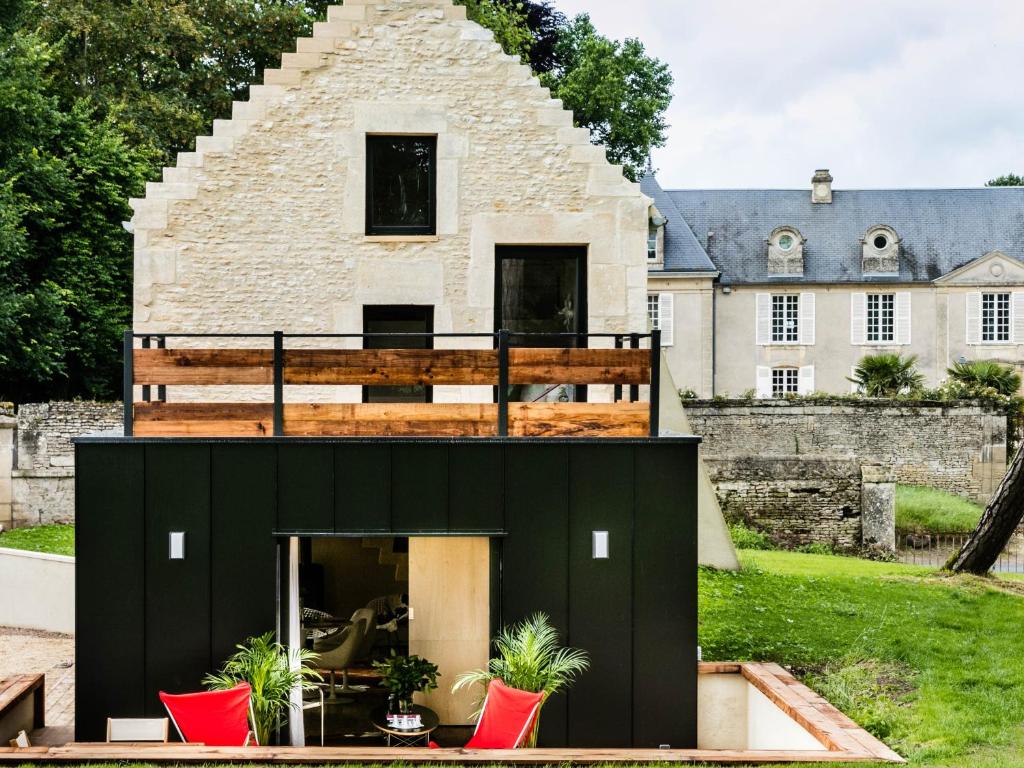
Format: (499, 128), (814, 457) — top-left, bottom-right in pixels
(453, 612), (589, 747)
(204, 631), (321, 745)
(372, 652), (439, 712)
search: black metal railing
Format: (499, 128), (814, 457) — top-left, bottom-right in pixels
(123, 329), (661, 438)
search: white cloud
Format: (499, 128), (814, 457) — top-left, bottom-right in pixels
(552, 0), (1024, 188)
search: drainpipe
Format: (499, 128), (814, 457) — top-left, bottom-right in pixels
(711, 284), (717, 397)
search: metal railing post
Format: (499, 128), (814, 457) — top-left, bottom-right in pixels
(613, 335), (623, 402)
(122, 330), (134, 437)
(157, 335), (167, 402)
(141, 336), (151, 402)
(497, 329), (509, 437)
(273, 331), (284, 437)
(649, 329), (661, 437)
(629, 333), (640, 403)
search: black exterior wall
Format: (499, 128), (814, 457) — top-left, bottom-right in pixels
(74, 437), (699, 748)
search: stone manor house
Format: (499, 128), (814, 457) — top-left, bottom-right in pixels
(644, 172), (1024, 397)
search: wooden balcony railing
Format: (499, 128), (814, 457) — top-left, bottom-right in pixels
(123, 330), (661, 438)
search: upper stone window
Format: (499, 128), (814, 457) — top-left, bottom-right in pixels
(366, 135), (437, 236)
(767, 226), (804, 275)
(862, 225), (900, 275)
(648, 210), (666, 265)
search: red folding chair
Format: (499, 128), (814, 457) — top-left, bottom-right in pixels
(159, 682), (257, 746)
(432, 679), (544, 749)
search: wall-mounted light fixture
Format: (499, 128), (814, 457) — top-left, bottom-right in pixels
(592, 530), (609, 559)
(169, 531), (186, 560)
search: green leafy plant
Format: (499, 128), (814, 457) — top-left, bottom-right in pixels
(453, 612), (589, 747)
(848, 353), (924, 397)
(373, 652), (439, 705)
(946, 359), (1022, 396)
(204, 632), (321, 746)
(728, 522), (775, 551)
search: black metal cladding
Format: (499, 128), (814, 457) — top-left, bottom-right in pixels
(73, 437), (698, 748)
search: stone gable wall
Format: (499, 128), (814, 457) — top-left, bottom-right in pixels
(131, 0), (649, 405)
(684, 399), (1007, 504)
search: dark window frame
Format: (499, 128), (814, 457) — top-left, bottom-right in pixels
(365, 135), (437, 236)
(362, 305), (435, 404)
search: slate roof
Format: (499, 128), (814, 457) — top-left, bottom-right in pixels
(645, 175), (1024, 284)
(640, 175), (717, 273)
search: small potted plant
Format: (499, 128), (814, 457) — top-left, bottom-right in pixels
(372, 652), (439, 712)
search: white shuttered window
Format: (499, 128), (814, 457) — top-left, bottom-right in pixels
(647, 293), (674, 346)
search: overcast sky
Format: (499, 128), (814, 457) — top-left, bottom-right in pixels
(553, 0), (1024, 190)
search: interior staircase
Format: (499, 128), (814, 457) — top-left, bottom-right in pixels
(361, 538), (408, 581)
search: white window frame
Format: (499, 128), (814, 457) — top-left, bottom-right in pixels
(981, 291), (1011, 343)
(771, 367), (799, 397)
(866, 294), (895, 343)
(852, 292), (910, 345)
(647, 293), (674, 346)
(757, 292), (814, 346)
(757, 365), (814, 398)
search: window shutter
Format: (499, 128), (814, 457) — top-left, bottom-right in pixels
(799, 292), (815, 345)
(756, 366), (772, 398)
(658, 293), (674, 346)
(798, 365), (815, 395)
(966, 292), (981, 345)
(895, 292), (911, 345)
(850, 293), (866, 345)
(756, 294), (771, 345)
(1013, 293), (1024, 343)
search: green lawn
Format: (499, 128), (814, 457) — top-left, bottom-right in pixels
(895, 484), (984, 534)
(0, 523), (74, 555)
(701, 549), (1024, 767)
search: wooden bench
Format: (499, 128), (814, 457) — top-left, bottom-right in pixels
(0, 674), (45, 746)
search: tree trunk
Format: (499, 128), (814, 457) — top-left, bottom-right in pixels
(948, 441), (1024, 574)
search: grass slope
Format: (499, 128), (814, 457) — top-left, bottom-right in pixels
(701, 550), (1024, 767)
(896, 485), (984, 535)
(0, 523), (74, 555)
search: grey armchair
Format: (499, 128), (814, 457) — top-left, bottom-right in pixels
(316, 614), (368, 701)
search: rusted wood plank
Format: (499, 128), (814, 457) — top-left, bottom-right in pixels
(133, 349), (273, 385)
(283, 403), (499, 437)
(509, 348), (650, 385)
(132, 402), (273, 437)
(508, 402), (649, 437)
(283, 349), (499, 385)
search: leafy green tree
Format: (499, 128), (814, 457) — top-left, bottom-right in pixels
(987, 173), (1023, 187)
(457, 3), (673, 180)
(0, 29), (148, 402)
(848, 353), (924, 397)
(33, 0), (329, 168)
(947, 359), (1022, 396)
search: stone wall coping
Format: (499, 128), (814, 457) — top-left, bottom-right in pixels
(682, 398), (1005, 415)
(0, 546), (74, 565)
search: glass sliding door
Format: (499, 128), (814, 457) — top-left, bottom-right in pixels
(363, 305), (434, 403)
(494, 246), (587, 402)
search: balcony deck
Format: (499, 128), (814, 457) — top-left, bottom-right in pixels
(123, 331), (661, 438)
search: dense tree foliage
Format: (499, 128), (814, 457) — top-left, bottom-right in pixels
(457, 0), (673, 179)
(0, 28), (149, 402)
(1, 0), (671, 401)
(987, 173), (1023, 187)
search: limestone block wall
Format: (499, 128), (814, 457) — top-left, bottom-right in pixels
(131, 0), (650, 405)
(706, 457), (863, 547)
(684, 399), (1008, 503)
(8, 402), (121, 527)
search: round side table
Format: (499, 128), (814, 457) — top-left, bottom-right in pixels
(369, 704), (439, 747)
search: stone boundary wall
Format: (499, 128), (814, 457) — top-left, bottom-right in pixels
(1, 402), (121, 528)
(684, 399), (1007, 504)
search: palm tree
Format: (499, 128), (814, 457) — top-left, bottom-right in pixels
(848, 353), (924, 397)
(947, 359), (1021, 396)
(453, 613), (589, 747)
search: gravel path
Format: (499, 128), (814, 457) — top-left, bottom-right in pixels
(0, 626), (74, 727)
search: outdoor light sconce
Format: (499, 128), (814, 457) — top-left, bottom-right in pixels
(592, 530), (609, 559)
(168, 531), (186, 560)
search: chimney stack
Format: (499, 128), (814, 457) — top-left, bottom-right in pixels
(811, 169), (833, 204)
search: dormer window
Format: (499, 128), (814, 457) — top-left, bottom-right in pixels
(648, 210), (666, 265)
(862, 225), (899, 274)
(767, 226), (804, 275)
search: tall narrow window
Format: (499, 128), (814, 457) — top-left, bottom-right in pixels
(363, 305), (434, 403)
(771, 294), (799, 343)
(647, 225), (658, 260)
(366, 136), (436, 235)
(982, 292), (1011, 342)
(647, 294), (660, 329)
(771, 367), (799, 397)
(866, 294), (895, 342)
